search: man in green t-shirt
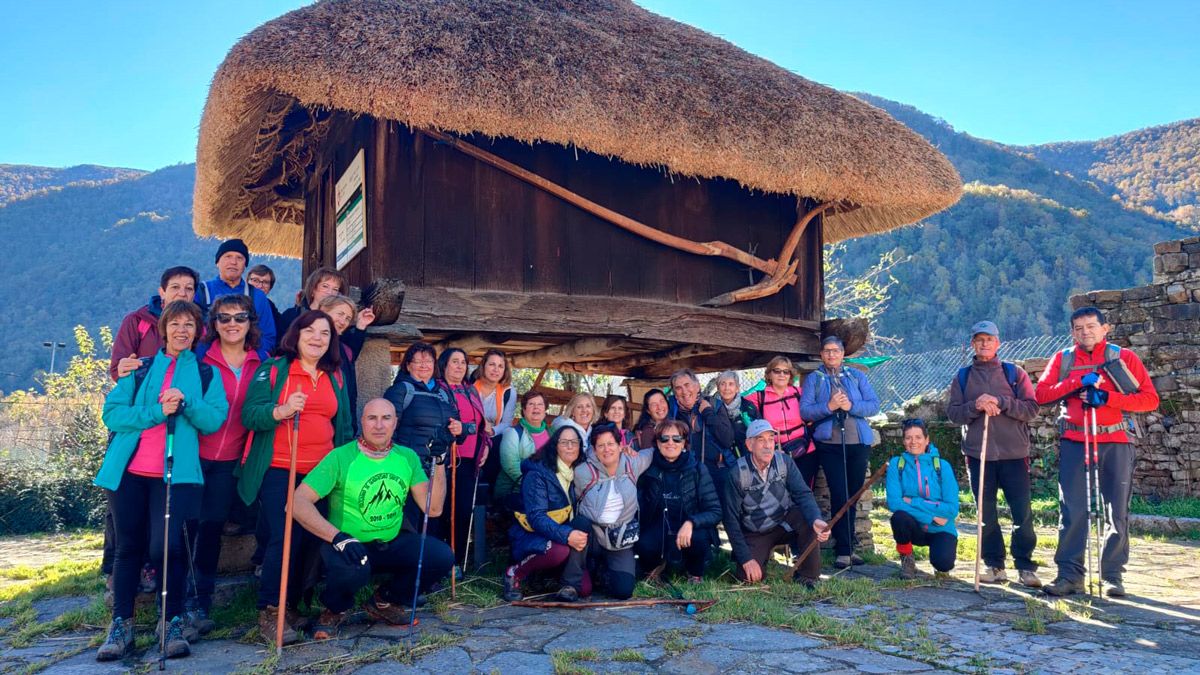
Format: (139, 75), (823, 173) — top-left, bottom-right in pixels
(293, 398), (451, 638)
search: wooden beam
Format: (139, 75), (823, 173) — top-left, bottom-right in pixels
(431, 333), (506, 354)
(398, 287), (821, 365)
(559, 344), (721, 374)
(510, 337), (626, 368)
(420, 128), (779, 276)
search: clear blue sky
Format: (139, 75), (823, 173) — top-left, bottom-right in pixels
(1, 0), (1196, 171)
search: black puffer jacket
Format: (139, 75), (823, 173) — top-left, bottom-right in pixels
(383, 371), (465, 463)
(637, 450), (722, 531)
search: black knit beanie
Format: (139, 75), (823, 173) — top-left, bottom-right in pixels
(215, 238), (250, 264)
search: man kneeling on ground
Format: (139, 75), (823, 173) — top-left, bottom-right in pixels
(293, 398), (452, 639)
(723, 419), (829, 587)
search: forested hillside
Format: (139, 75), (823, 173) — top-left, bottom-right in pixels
(1026, 119), (1200, 226)
(0, 164), (145, 204)
(838, 95), (1191, 352)
(0, 165), (299, 393)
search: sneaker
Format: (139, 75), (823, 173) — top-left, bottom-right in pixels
(1018, 570), (1043, 588)
(899, 554), (917, 580)
(1103, 578), (1126, 598)
(139, 565), (157, 594)
(978, 566), (1008, 584)
(792, 571), (817, 589)
(1043, 577), (1085, 597)
(556, 586), (580, 602)
(258, 607), (299, 646)
(312, 609), (346, 640)
(365, 594), (412, 626)
(96, 617), (134, 661)
(453, 565), (464, 582)
(155, 616), (191, 659)
(502, 566), (523, 602)
(834, 555), (852, 569)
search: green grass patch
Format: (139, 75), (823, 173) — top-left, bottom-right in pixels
(0, 558), (103, 602)
(551, 648), (600, 674)
(612, 648), (646, 662)
(1131, 496), (1200, 519)
(1012, 596), (1068, 634)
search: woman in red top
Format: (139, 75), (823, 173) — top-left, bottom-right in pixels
(188, 295), (262, 634)
(438, 347), (487, 573)
(746, 356), (816, 485)
(239, 310), (353, 645)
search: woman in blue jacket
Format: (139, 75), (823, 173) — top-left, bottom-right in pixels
(886, 418), (960, 579)
(94, 300), (228, 662)
(502, 425), (590, 602)
(800, 336), (881, 570)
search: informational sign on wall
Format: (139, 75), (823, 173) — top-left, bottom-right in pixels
(335, 149), (367, 270)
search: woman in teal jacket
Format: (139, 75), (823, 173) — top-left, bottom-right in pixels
(886, 418), (959, 579)
(94, 300), (228, 662)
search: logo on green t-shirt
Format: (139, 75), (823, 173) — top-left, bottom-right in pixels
(359, 472), (406, 527)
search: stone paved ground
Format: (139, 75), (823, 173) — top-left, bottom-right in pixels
(2, 528), (1197, 674)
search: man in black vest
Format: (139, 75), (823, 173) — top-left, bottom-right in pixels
(722, 420), (828, 587)
(947, 320), (1042, 588)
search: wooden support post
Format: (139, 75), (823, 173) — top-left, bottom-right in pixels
(420, 128), (779, 276)
(532, 365), (549, 390)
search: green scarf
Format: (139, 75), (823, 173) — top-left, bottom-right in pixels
(520, 418), (547, 435)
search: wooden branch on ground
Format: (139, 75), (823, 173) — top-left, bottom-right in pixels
(512, 598), (716, 612)
(421, 128), (779, 276)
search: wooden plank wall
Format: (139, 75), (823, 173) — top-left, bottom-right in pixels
(304, 115), (824, 323)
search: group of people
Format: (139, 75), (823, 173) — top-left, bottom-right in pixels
(93, 238), (1161, 662)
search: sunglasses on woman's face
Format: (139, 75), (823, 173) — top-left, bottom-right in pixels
(657, 434), (685, 444)
(216, 312), (251, 324)
(769, 368), (792, 375)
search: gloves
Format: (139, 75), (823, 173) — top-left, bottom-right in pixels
(1081, 372), (1101, 388)
(1083, 387), (1109, 408)
(331, 532), (369, 567)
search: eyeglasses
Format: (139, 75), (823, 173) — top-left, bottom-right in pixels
(558, 439), (581, 448)
(820, 349), (843, 355)
(769, 368), (792, 375)
(657, 434), (685, 444)
(216, 312), (251, 324)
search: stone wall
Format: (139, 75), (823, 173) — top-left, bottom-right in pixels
(1070, 235), (1200, 498)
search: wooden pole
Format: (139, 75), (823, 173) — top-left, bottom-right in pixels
(420, 128), (779, 276)
(794, 463), (889, 570)
(513, 598), (716, 612)
(276, 413), (300, 655)
(450, 442), (458, 599)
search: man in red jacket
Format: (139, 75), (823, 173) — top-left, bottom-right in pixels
(1035, 307), (1160, 597)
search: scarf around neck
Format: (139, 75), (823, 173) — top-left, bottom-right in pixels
(555, 458), (575, 496)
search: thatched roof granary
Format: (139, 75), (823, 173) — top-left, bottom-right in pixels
(194, 0), (961, 377)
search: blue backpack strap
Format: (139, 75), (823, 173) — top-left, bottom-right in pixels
(955, 366), (971, 395)
(1000, 361), (1020, 397)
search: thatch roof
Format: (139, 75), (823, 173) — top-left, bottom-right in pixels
(194, 0), (962, 256)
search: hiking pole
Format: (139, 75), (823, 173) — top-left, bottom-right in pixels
(838, 411), (851, 559)
(1089, 406), (1105, 597)
(974, 415), (991, 593)
(795, 462), (888, 570)
(461, 451), (485, 573)
(450, 442), (458, 599)
(410, 442), (439, 627)
(275, 413), (300, 655)
(1081, 406), (1097, 597)
(159, 412), (178, 671)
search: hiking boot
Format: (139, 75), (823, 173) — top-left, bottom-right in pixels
(139, 565), (157, 594)
(834, 555), (852, 569)
(453, 565), (464, 582)
(96, 617), (134, 661)
(1103, 578), (1126, 598)
(792, 571), (817, 589)
(849, 553), (865, 565)
(934, 570), (953, 581)
(556, 586), (580, 602)
(502, 566), (523, 602)
(184, 607), (214, 639)
(978, 566), (1007, 584)
(686, 576), (704, 585)
(258, 606), (299, 646)
(1043, 577), (1085, 597)
(365, 593), (412, 626)
(899, 554), (917, 580)
(1018, 570), (1043, 588)
(155, 615), (191, 659)
(312, 609), (346, 640)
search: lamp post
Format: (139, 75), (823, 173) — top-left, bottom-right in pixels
(42, 341), (67, 375)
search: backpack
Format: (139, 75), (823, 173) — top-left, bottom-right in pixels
(1057, 343), (1122, 383)
(108, 360), (215, 443)
(734, 452), (790, 492)
(955, 361), (1021, 398)
(896, 453), (941, 474)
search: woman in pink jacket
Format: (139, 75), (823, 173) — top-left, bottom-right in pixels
(187, 295), (262, 635)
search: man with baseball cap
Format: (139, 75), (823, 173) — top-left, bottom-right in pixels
(947, 320), (1041, 587)
(195, 238), (277, 355)
(722, 419), (829, 587)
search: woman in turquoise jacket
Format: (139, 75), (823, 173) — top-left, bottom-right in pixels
(94, 300), (228, 662)
(886, 418), (959, 579)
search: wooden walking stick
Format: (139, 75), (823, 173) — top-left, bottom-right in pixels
(974, 414), (991, 593)
(795, 462), (889, 568)
(276, 413), (300, 655)
(450, 442), (458, 599)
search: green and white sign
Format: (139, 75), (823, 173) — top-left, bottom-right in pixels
(335, 148), (367, 270)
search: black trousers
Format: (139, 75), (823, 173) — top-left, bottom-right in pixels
(319, 533), (454, 613)
(1055, 440), (1134, 583)
(188, 458), (238, 611)
(256, 468), (321, 609)
(436, 458), (480, 568)
(108, 474), (199, 620)
(890, 510), (957, 572)
(814, 441), (870, 556)
(635, 515), (711, 578)
(966, 455), (1037, 572)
